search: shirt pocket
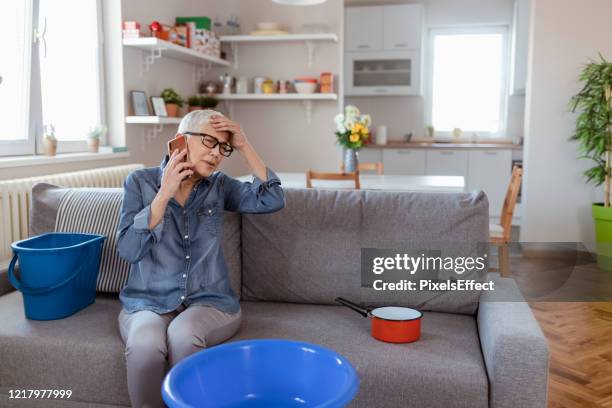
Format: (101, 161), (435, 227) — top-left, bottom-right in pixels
(197, 202), (221, 235)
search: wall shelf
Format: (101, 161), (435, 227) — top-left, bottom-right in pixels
(123, 37), (230, 76)
(125, 116), (183, 124)
(219, 33), (338, 69)
(219, 33), (338, 43)
(215, 93), (338, 100)
(125, 116), (183, 147)
(215, 94), (338, 124)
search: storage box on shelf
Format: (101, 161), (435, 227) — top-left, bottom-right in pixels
(123, 37), (229, 68)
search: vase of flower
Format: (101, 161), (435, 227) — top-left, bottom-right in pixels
(334, 105), (371, 173)
(344, 148), (359, 173)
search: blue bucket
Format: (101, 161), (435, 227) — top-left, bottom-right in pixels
(8, 232), (107, 320)
(162, 339), (359, 408)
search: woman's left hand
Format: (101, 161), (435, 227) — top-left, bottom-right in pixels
(210, 115), (249, 151)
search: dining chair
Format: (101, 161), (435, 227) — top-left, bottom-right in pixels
(340, 161), (384, 175)
(489, 165), (523, 277)
(306, 170), (361, 189)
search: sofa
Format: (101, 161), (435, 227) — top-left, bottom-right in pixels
(0, 182), (549, 408)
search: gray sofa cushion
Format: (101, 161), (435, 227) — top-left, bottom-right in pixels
(0, 291), (130, 407)
(29, 183), (130, 293)
(234, 301), (489, 408)
(241, 188), (489, 314)
(28, 183), (242, 297)
(0, 291), (488, 408)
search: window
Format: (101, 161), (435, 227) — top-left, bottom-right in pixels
(427, 27), (509, 138)
(0, 0), (105, 157)
(0, 1), (33, 155)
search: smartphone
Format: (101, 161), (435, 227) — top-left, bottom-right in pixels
(167, 134), (190, 163)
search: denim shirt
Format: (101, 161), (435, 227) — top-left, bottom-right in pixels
(116, 154), (285, 315)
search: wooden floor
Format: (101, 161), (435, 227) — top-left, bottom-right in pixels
(530, 302), (612, 407)
(501, 233), (612, 407)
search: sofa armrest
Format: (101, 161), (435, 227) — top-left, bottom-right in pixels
(0, 262), (17, 296)
(477, 274), (549, 408)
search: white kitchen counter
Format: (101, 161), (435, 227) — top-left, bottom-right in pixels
(238, 172), (465, 193)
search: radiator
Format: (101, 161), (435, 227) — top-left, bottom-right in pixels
(0, 164), (145, 265)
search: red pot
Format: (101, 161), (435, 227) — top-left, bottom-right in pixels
(336, 297), (422, 343)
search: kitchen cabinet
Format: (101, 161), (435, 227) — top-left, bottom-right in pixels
(425, 150), (468, 178)
(345, 4), (423, 96)
(346, 5), (423, 52)
(345, 50), (421, 96)
(382, 149), (426, 175)
(357, 148), (382, 165)
(383, 5), (423, 51)
(509, 0), (530, 95)
(366, 146), (519, 222)
(345, 7), (383, 52)
(468, 150), (512, 217)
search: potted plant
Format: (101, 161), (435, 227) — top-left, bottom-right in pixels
(200, 95), (219, 109)
(42, 124), (57, 156)
(569, 54), (612, 269)
(87, 125), (107, 153)
(334, 105), (371, 172)
(188, 96), (202, 112)
(161, 88), (185, 117)
(426, 125), (435, 138)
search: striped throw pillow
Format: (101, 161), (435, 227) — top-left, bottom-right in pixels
(54, 188), (129, 293)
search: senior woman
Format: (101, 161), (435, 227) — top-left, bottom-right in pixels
(116, 109), (285, 408)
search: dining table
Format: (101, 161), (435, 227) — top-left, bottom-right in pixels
(237, 172), (465, 193)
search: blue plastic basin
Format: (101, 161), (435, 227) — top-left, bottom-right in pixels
(162, 339), (359, 408)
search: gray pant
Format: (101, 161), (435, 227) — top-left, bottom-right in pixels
(118, 303), (242, 408)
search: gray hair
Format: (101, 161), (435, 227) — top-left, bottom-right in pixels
(178, 109), (225, 134)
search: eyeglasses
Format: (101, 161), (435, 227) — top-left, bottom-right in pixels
(184, 132), (234, 157)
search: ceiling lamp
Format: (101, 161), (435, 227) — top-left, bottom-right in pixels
(272, 0), (327, 5)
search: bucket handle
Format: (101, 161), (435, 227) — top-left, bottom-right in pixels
(8, 244), (94, 295)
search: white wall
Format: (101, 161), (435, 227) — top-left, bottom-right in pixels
(345, 0), (524, 142)
(520, 0), (612, 249)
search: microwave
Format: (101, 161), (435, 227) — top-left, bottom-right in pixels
(344, 50), (422, 96)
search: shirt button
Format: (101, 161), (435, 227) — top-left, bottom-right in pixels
(181, 295), (185, 300)
(208, 209), (212, 214)
(185, 255), (190, 259)
(184, 235), (188, 239)
(182, 274), (187, 278)
(183, 210), (187, 214)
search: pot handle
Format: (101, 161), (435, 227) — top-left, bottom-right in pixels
(335, 297), (370, 318)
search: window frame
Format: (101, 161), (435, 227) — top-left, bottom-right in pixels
(0, 0), (35, 156)
(425, 25), (511, 139)
(0, 0), (106, 157)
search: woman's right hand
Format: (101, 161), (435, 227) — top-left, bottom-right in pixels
(158, 149), (194, 201)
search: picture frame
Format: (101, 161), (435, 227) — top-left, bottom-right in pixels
(130, 91), (150, 116)
(151, 96), (168, 117)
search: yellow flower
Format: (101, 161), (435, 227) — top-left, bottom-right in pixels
(349, 133), (360, 142)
